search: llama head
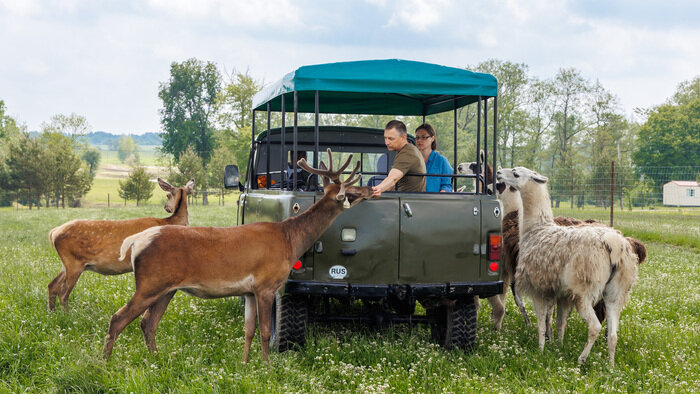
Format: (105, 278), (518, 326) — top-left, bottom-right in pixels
(495, 166), (548, 191)
(456, 149), (486, 175)
(495, 181), (522, 214)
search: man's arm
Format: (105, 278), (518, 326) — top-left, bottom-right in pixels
(372, 168), (404, 197)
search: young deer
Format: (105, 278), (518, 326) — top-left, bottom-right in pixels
(103, 150), (373, 363)
(48, 178), (194, 311)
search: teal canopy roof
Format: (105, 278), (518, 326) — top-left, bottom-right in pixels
(252, 59), (497, 116)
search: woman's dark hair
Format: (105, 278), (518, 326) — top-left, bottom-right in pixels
(415, 123), (437, 150)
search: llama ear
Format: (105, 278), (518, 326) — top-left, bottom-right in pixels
(532, 173), (548, 184)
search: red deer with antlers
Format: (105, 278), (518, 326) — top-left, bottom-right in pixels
(48, 178), (195, 311)
(103, 150), (373, 363)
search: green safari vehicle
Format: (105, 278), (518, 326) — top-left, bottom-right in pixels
(224, 59), (503, 352)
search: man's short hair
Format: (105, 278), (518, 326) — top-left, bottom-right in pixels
(385, 119), (407, 136)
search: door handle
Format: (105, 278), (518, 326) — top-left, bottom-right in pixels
(403, 202), (413, 217)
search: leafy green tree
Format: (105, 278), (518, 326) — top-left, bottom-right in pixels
(207, 145), (237, 202)
(118, 167), (154, 206)
(671, 75), (700, 106)
(475, 60), (531, 168)
(0, 100), (25, 206)
(215, 70), (262, 182)
(117, 136), (138, 163)
(5, 133), (47, 209)
(41, 131), (93, 208)
(82, 147), (101, 176)
(163, 147), (206, 205)
(633, 97), (700, 188)
(159, 58), (221, 204)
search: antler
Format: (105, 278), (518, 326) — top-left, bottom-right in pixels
(297, 148), (356, 184)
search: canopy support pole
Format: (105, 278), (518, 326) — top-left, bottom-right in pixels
(476, 96), (482, 195)
(293, 91), (298, 188)
(453, 100), (457, 191)
(281, 94), (286, 190)
(493, 97), (498, 187)
(314, 91), (319, 170)
(266, 103), (271, 188)
(483, 97), (488, 194)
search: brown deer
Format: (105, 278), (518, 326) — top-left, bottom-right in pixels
(103, 150), (373, 363)
(48, 178), (195, 311)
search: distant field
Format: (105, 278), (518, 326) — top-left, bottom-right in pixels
(96, 146), (163, 166)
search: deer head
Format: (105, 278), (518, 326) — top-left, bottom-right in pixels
(158, 178), (195, 213)
(297, 149), (373, 209)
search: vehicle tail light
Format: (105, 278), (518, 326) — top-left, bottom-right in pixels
(489, 261), (499, 272)
(488, 233), (501, 261)
(293, 260), (302, 270)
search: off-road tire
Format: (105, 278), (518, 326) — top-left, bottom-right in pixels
(429, 297), (477, 350)
(270, 293), (308, 352)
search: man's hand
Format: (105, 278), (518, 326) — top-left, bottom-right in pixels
(372, 186), (382, 198)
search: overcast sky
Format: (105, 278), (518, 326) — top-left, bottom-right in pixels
(1, 0), (698, 135)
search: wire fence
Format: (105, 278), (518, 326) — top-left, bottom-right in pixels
(542, 165), (700, 210)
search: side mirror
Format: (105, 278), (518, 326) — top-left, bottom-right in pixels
(224, 164), (244, 191)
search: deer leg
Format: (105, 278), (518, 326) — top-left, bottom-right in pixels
(255, 291), (275, 365)
(242, 295), (257, 364)
(58, 261), (84, 312)
(511, 283), (531, 326)
(140, 290), (176, 353)
(575, 298), (602, 365)
(556, 298), (573, 344)
(103, 291), (160, 360)
(488, 294), (505, 331)
(48, 269), (66, 311)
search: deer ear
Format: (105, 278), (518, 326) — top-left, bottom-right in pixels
(480, 149), (485, 162)
(158, 178), (175, 192)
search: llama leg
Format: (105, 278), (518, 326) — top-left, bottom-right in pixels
(531, 297), (549, 351)
(103, 291), (159, 360)
(575, 299), (602, 365)
(48, 269), (66, 311)
(605, 302), (621, 367)
(545, 304), (555, 341)
(242, 295), (257, 364)
(556, 299), (573, 344)
(511, 283), (531, 326)
(489, 295), (505, 331)
(140, 290), (176, 353)
(255, 291), (275, 364)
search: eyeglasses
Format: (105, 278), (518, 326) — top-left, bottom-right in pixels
(416, 135), (433, 140)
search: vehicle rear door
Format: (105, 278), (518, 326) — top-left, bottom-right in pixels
(398, 193), (481, 283)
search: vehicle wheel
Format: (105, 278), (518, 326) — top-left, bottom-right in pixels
(428, 297), (477, 350)
(269, 293), (308, 352)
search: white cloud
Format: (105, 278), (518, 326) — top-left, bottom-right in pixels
(0, 0), (42, 16)
(146, 0), (302, 27)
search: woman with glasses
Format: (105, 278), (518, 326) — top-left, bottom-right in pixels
(415, 123), (453, 192)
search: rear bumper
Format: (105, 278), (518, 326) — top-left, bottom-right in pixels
(284, 280), (503, 299)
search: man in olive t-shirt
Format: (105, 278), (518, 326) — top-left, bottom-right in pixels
(371, 120), (426, 197)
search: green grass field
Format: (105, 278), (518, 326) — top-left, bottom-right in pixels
(0, 206), (698, 392)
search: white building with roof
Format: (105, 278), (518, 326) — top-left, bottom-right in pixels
(663, 180), (700, 206)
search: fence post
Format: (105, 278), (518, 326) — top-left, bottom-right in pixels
(610, 161), (615, 227)
(108, 193), (110, 208)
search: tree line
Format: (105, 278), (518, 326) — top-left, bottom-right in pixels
(156, 58), (698, 208)
(0, 110), (98, 208)
(1, 58), (697, 208)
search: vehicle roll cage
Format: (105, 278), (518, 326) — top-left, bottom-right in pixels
(247, 61), (498, 194)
